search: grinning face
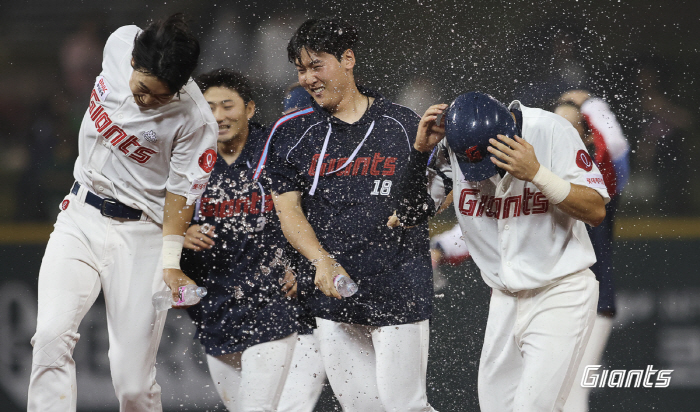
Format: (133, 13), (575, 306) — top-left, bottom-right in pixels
(203, 86), (255, 144)
(294, 48), (355, 113)
(128, 69), (175, 109)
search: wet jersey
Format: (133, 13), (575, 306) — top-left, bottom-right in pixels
(258, 89), (433, 326)
(428, 101), (610, 292)
(182, 123), (306, 355)
(73, 25), (218, 222)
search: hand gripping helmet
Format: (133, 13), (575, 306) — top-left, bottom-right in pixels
(444, 92), (518, 181)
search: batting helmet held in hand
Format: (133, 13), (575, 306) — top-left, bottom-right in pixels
(444, 92), (517, 181)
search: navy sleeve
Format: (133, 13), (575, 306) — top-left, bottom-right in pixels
(267, 126), (304, 195)
(395, 147), (436, 226)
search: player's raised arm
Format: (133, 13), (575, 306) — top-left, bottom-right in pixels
(488, 133), (606, 227)
(414, 104), (449, 153)
(273, 190), (346, 299)
(389, 104), (451, 228)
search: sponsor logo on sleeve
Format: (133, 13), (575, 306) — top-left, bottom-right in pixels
(198, 149), (217, 173)
(94, 76), (111, 101)
(576, 149), (593, 171)
(189, 176), (210, 199)
(585, 173), (607, 190)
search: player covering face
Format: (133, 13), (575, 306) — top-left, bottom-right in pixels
(392, 91), (608, 412)
(27, 13), (217, 412)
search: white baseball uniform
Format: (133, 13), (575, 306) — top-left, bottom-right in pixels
(428, 101), (610, 411)
(564, 96), (629, 412)
(27, 25), (217, 412)
(278, 333), (327, 412)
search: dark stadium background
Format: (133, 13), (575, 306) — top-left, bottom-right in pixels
(1, 0), (699, 410)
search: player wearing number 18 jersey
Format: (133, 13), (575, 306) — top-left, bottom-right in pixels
(256, 17), (436, 411)
(261, 86), (433, 325)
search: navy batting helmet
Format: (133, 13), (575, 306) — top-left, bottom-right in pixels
(283, 85), (313, 114)
(444, 92), (517, 181)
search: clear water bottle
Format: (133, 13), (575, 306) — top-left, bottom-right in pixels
(152, 285), (208, 311)
(333, 275), (358, 298)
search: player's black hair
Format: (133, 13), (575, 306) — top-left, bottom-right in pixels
(196, 69), (254, 104)
(287, 17), (358, 65)
(132, 13), (200, 94)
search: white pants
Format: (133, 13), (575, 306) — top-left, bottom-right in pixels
(315, 318), (436, 412)
(27, 188), (168, 412)
(478, 270), (599, 412)
(563, 315), (614, 412)
(206, 333), (297, 411)
(278, 333), (327, 412)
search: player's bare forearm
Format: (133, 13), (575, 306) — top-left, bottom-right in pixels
(162, 191), (197, 304)
(273, 191), (327, 262)
(163, 191), (195, 236)
(556, 184), (606, 227)
(273, 191), (346, 299)
(437, 191), (454, 215)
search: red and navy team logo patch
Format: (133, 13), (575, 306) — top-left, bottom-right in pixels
(576, 149), (593, 171)
(61, 199), (70, 210)
(198, 149), (217, 173)
(465, 146), (483, 162)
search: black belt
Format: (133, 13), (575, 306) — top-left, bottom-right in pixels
(71, 182), (143, 220)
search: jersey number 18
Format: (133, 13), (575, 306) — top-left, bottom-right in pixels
(370, 179), (392, 196)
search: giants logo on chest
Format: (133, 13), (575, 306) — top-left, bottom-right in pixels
(199, 193), (273, 218)
(87, 82), (157, 164)
(307, 153), (397, 177)
(457, 187), (549, 219)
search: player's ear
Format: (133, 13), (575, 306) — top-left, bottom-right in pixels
(341, 49), (355, 70)
(246, 100), (256, 120)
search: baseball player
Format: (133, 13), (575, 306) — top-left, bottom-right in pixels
(256, 17), (437, 411)
(27, 14), (217, 412)
(392, 92), (609, 411)
(555, 91), (630, 412)
(180, 69), (311, 411)
(276, 83), (328, 412)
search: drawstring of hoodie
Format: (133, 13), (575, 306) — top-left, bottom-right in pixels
(247, 160), (266, 214)
(309, 120), (375, 196)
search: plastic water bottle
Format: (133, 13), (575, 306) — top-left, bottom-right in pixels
(333, 275), (358, 298)
(152, 285), (207, 311)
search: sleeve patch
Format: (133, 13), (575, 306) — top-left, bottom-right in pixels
(584, 173), (607, 190)
(576, 149), (594, 171)
(198, 149), (217, 172)
(189, 176), (209, 198)
(94, 76), (111, 101)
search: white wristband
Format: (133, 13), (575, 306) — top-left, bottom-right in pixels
(531, 166), (571, 205)
(162, 235), (185, 270)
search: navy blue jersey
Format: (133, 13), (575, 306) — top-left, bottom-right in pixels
(256, 89), (433, 326)
(181, 123), (308, 356)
